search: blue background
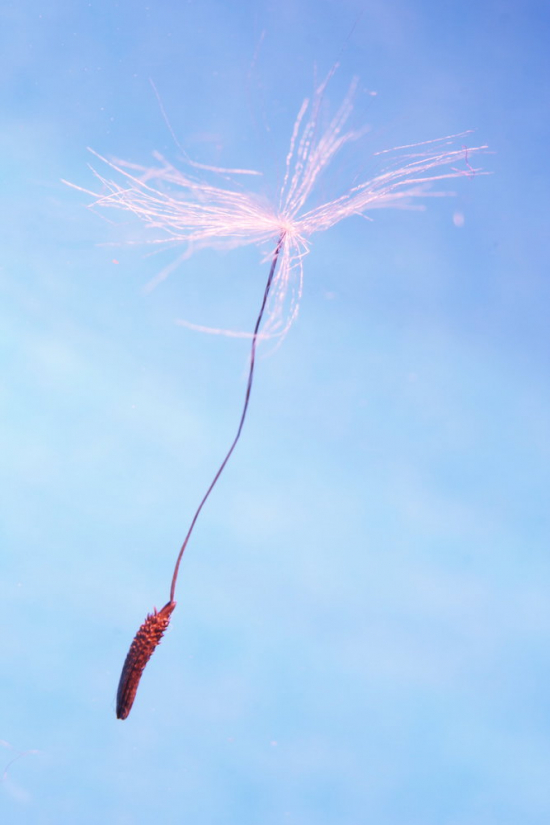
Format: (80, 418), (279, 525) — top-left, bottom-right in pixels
(1, 1), (549, 823)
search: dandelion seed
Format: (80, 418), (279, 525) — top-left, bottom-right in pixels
(67, 72), (486, 718)
(116, 601), (176, 719)
(114, 233), (284, 719)
(1, 739), (40, 784)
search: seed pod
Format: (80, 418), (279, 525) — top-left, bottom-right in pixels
(116, 601), (176, 720)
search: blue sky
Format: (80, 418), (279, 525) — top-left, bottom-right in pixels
(1, 1), (549, 823)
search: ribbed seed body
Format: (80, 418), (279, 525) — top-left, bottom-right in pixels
(116, 601), (176, 719)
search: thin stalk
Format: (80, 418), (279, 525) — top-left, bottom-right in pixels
(169, 232), (285, 603)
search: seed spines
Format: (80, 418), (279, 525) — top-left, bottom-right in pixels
(116, 601), (176, 720)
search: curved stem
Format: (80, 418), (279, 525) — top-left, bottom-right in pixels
(169, 233), (285, 603)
